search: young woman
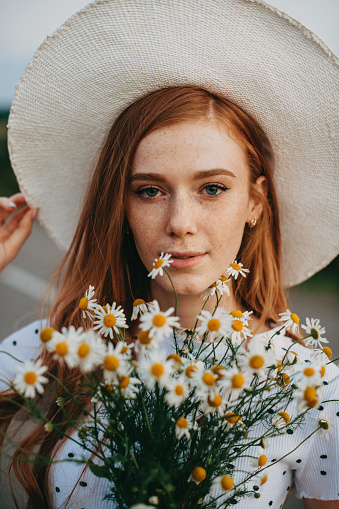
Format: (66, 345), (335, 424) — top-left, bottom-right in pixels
(0, 1), (338, 508)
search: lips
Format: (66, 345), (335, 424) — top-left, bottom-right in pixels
(167, 251), (206, 269)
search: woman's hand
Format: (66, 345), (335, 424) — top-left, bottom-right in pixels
(0, 193), (38, 273)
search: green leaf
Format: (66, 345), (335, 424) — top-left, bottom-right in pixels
(87, 460), (112, 480)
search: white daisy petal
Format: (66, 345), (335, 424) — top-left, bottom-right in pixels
(147, 253), (173, 279)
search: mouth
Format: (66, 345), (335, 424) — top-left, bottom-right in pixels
(167, 251), (207, 269)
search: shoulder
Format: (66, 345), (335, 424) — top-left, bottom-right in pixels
(0, 319), (47, 392)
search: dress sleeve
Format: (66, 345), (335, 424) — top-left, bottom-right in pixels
(294, 361), (339, 501)
(0, 320), (46, 393)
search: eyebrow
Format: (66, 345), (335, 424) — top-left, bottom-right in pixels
(129, 168), (236, 183)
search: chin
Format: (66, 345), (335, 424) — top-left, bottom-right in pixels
(168, 275), (210, 297)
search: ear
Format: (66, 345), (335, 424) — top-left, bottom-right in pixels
(247, 176), (268, 222)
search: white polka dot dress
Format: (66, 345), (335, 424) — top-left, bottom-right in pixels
(1, 320), (338, 508)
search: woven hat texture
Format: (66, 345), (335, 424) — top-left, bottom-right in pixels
(7, 0), (339, 287)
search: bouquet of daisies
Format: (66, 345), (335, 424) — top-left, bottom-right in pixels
(2, 254), (337, 508)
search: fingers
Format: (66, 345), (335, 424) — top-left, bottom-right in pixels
(1, 208), (36, 266)
(0, 194), (30, 225)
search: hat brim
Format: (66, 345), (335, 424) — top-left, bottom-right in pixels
(7, 0), (339, 287)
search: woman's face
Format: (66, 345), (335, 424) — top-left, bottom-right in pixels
(126, 120), (264, 298)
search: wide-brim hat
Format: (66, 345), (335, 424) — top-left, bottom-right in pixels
(7, 0), (339, 287)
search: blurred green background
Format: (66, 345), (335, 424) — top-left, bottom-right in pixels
(0, 110), (338, 296)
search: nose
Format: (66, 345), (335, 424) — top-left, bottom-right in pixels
(165, 193), (198, 238)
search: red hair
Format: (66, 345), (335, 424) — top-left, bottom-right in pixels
(0, 85), (289, 508)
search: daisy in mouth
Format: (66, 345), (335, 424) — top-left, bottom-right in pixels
(147, 252), (173, 278)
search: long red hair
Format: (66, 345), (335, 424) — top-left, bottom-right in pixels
(0, 85), (289, 508)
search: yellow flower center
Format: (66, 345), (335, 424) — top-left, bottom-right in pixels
(304, 386), (317, 402)
(104, 355), (119, 371)
(185, 365), (198, 378)
(307, 399), (318, 409)
(290, 313), (300, 324)
(231, 310), (243, 318)
(278, 411), (290, 424)
(77, 344), (90, 358)
(175, 385), (185, 396)
(192, 467), (206, 483)
(167, 353), (181, 364)
(225, 412), (241, 424)
(151, 363), (165, 377)
(202, 373), (216, 386)
(232, 373), (245, 388)
(310, 328), (319, 339)
(304, 367), (315, 377)
(138, 330), (152, 344)
(232, 320), (243, 332)
(220, 275), (228, 283)
(102, 305), (107, 313)
(133, 298), (145, 307)
(176, 417), (188, 428)
(121, 346), (128, 354)
(290, 350), (298, 357)
(207, 394), (222, 407)
(209, 282), (218, 288)
(261, 475), (268, 485)
(119, 376), (129, 388)
(153, 314), (166, 328)
(154, 259), (164, 269)
(276, 360), (283, 372)
(40, 327), (55, 343)
(221, 476), (234, 491)
(208, 318), (221, 332)
(258, 454), (267, 466)
(55, 342), (68, 357)
(103, 314), (116, 328)
(322, 347), (332, 359)
(320, 365), (326, 378)
(249, 355), (264, 369)
(24, 372), (37, 385)
(79, 297), (88, 310)
(231, 263), (241, 271)
(280, 373), (290, 386)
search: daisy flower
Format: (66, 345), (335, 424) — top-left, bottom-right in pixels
(229, 313), (253, 346)
(46, 326), (84, 368)
(301, 318), (328, 348)
(175, 416), (193, 440)
(196, 308), (232, 342)
(223, 412), (246, 432)
(238, 342), (276, 379)
(188, 467), (207, 485)
(278, 309), (300, 335)
(137, 351), (175, 390)
(220, 365), (249, 400)
(114, 374), (141, 399)
(103, 341), (131, 382)
(13, 358), (48, 399)
(294, 379), (322, 413)
(226, 260), (250, 280)
(293, 360), (323, 386)
(314, 411), (334, 441)
(250, 446), (268, 469)
(147, 252), (173, 279)
(204, 274), (231, 299)
(165, 375), (189, 407)
(211, 475), (235, 493)
(78, 285), (97, 320)
(139, 300), (180, 341)
(201, 392), (227, 416)
(272, 411), (290, 429)
(93, 302), (128, 339)
(131, 298), (148, 320)
(71, 330), (106, 372)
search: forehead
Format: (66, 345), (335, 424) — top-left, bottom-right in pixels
(132, 120), (248, 178)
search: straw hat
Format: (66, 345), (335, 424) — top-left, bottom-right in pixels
(7, 0), (339, 287)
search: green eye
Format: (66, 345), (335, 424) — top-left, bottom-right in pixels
(205, 185), (220, 195)
(145, 188), (158, 197)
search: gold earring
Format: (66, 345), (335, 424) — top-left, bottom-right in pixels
(248, 218), (257, 228)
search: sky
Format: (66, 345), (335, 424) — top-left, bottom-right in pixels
(0, 0), (338, 108)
